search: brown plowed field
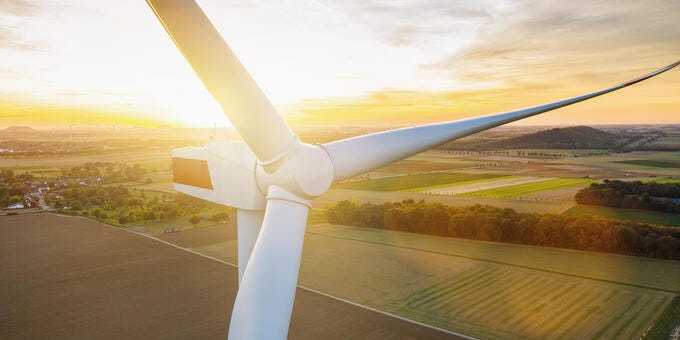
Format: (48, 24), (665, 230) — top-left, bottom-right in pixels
(0, 213), (456, 339)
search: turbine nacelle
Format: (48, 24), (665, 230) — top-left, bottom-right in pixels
(172, 141), (264, 210)
(172, 140), (334, 210)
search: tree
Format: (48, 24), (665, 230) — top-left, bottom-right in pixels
(211, 211), (229, 223)
(142, 210), (157, 221)
(189, 215), (201, 227)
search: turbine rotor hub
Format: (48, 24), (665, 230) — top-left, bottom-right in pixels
(255, 140), (334, 200)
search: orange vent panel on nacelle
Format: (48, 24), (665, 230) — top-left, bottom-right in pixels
(172, 157), (214, 190)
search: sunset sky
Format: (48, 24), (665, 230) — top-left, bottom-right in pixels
(1, 0), (678, 128)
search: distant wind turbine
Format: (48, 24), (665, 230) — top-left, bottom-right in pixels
(145, 0), (679, 338)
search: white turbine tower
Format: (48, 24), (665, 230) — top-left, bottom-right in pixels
(145, 1), (679, 338)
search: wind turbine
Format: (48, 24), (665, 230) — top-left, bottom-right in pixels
(145, 0), (678, 338)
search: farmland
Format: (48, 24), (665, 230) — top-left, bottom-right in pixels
(3, 126), (680, 338)
(333, 172), (503, 191)
(0, 148), (172, 174)
(614, 159), (680, 168)
(457, 178), (595, 199)
(315, 189), (574, 214)
(0, 214), (454, 339)
(645, 136), (680, 149)
(163, 221), (680, 340)
(389, 266), (670, 339)
(412, 176), (543, 195)
(564, 204), (680, 227)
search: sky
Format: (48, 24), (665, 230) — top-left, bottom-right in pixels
(0, 0), (678, 128)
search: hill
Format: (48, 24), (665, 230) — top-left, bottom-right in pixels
(0, 126), (37, 133)
(441, 126), (627, 150)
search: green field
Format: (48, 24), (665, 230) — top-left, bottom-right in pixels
(389, 266), (671, 339)
(458, 178), (596, 199)
(333, 172), (503, 191)
(643, 296), (680, 339)
(648, 136), (680, 147)
(184, 222), (679, 339)
(646, 178), (680, 184)
(403, 175), (518, 192)
(564, 204), (680, 227)
(614, 159), (680, 168)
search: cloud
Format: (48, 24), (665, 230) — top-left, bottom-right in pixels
(0, 0), (42, 50)
(317, 0), (494, 49)
(0, 0), (37, 16)
(428, 0), (680, 87)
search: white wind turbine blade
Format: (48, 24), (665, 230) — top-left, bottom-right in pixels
(236, 209), (264, 283)
(146, 2), (312, 339)
(323, 60), (680, 181)
(229, 186), (310, 339)
(146, 0), (296, 163)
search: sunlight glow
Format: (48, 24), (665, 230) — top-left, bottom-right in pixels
(0, 0), (678, 127)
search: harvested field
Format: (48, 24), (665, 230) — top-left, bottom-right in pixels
(521, 185), (583, 201)
(375, 159), (474, 174)
(458, 178), (595, 199)
(416, 176), (549, 195)
(0, 213), (456, 339)
(333, 172), (503, 191)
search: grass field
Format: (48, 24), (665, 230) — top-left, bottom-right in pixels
(333, 172), (503, 191)
(304, 224), (679, 339)
(458, 178), (596, 199)
(179, 222), (680, 339)
(388, 265), (671, 339)
(614, 159), (680, 168)
(564, 204), (680, 227)
(646, 178), (680, 184)
(306, 224), (680, 292)
(647, 136), (680, 148)
(642, 296), (680, 339)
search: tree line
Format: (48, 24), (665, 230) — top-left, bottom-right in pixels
(0, 170), (35, 206)
(324, 200), (680, 260)
(57, 185), (230, 226)
(575, 180), (680, 213)
(62, 161), (149, 183)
